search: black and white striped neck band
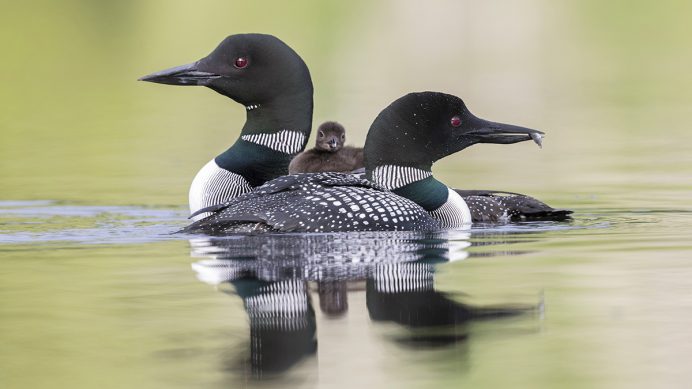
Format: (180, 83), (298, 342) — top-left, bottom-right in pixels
(371, 165), (432, 190)
(241, 130), (307, 154)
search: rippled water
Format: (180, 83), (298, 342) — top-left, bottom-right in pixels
(3, 199), (692, 388)
(3, 1), (692, 388)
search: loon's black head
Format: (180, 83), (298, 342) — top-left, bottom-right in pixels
(364, 92), (543, 173)
(139, 33), (313, 109)
(315, 121), (345, 152)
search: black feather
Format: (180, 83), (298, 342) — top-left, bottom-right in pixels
(455, 189), (572, 222)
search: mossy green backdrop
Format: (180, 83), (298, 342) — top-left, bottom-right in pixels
(2, 1), (692, 388)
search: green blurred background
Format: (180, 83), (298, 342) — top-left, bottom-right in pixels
(3, 2), (692, 388)
(2, 0), (691, 207)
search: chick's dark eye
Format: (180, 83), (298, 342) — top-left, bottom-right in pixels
(341, 134), (345, 140)
(450, 116), (462, 127)
(234, 57), (248, 69)
(318, 131), (324, 138)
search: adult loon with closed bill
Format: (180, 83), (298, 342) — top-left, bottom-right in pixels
(182, 92), (547, 234)
(139, 34), (313, 220)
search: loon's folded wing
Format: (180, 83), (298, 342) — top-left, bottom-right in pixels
(454, 189), (572, 222)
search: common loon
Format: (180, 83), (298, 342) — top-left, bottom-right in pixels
(293, 125), (566, 223)
(288, 121), (364, 174)
(181, 92), (547, 234)
(139, 34), (313, 220)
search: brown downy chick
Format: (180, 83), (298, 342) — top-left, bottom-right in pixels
(288, 121), (364, 174)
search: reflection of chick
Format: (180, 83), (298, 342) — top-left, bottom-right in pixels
(288, 121), (364, 174)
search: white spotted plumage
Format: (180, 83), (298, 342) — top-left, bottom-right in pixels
(183, 172), (441, 233)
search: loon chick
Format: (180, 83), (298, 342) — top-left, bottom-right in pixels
(139, 34), (313, 220)
(288, 121), (364, 174)
(181, 92), (544, 234)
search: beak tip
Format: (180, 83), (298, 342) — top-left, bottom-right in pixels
(136, 62), (214, 86)
(138, 74), (155, 82)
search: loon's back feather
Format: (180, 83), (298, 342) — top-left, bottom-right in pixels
(188, 173), (379, 219)
(182, 173), (440, 234)
(455, 189), (573, 223)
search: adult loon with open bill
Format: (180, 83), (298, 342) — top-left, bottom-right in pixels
(139, 34), (314, 220)
(182, 92), (561, 234)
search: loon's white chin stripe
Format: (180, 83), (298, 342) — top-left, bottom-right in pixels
(241, 130), (306, 154)
(371, 165), (432, 190)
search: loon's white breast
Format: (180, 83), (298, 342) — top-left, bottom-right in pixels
(429, 188), (472, 229)
(189, 159), (252, 221)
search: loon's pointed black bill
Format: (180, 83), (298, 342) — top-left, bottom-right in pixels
(138, 62), (221, 86)
(469, 119), (545, 146)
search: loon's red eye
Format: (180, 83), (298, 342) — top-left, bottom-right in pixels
(234, 57), (248, 69)
(450, 116), (462, 127)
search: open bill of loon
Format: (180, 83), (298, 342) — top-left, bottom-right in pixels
(139, 34), (314, 220)
(182, 92), (561, 234)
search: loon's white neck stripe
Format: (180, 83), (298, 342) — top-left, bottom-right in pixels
(241, 130), (306, 154)
(371, 165), (432, 190)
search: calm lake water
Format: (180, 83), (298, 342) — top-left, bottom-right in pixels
(2, 1), (692, 388)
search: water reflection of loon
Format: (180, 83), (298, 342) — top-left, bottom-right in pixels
(189, 232), (539, 379)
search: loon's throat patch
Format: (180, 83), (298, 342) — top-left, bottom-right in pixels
(371, 165), (432, 190)
(241, 130), (306, 154)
